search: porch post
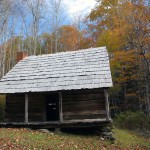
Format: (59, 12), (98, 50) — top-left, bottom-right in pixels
(25, 93), (29, 123)
(104, 89), (110, 121)
(59, 92), (63, 122)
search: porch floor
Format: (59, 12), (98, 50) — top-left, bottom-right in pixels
(0, 119), (112, 129)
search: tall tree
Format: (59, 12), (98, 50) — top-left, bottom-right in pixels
(59, 25), (81, 51)
(25, 0), (46, 55)
(0, 0), (12, 78)
(47, 0), (65, 53)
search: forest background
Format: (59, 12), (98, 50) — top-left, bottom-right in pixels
(0, 0), (150, 122)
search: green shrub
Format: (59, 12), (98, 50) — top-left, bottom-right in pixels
(114, 111), (150, 130)
(0, 95), (6, 121)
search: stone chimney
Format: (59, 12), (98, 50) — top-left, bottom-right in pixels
(17, 52), (28, 63)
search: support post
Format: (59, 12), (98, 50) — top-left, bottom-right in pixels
(104, 89), (110, 121)
(25, 93), (28, 123)
(59, 92), (63, 123)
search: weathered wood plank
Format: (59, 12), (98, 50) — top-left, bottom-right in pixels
(63, 110), (106, 116)
(59, 92), (63, 123)
(63, 114), (106, 120)
(63, 88), (104, 95)
(6, 114), (25, 117)
(6, 109), (24, 113)
(104, 89), (110, 121)
(63, 107), (105, 111)
(62, 94), (105, 101)
(0, 119), (112, 129)
(28, 93), (46, 122)
(62, 89), (106, 121)
(7, 93), (25, 97)
(6, 94), (25, 122)
(25, 93), (28, 123)
(63, 100), (105, 107)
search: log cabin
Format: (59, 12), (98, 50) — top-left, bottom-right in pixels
(0, 47), (113, 128)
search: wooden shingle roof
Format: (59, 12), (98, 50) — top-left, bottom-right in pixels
(0, 47), (113, 93)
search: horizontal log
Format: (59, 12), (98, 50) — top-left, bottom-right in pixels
(7, 93), (25, 97)
(7, 96), (25, 99)
(28, 110), (44, 113)
(29, 113), (44, 116)
(63, 110), (106, 116)
(63, 107), (105, 111)
(28, 107), (44, 110)
(6, 110), (25, 114)
(63, 98), (104, 102)
(62, 94), (104, 101)
(7, 113), (44, 118)
(29, 118), (44, 122)
(28, 98), (46, 101)
(7, 104), (25, 107)
(6, 114), (25, 117)
(6, 101), (25, 105)
(29, 115), (44, 121)
(62, 88), (104, 95)
(28, 93), (47, 97)
(7, 103), (24, 106)
(6, 98), (25, 103)
(63, 114), (106, 120)
(63, 100), (105, 107)
(28, 107), (44, 111)
(5, 119), (24, 122)
(63, 106), (105, 111)
(29, 103), (46, 108)
(6, 109), (25, 113)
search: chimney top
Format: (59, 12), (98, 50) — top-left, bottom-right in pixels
(17, 52), (28, 63)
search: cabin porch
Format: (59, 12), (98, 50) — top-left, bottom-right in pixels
(0, 119), (112, 129)
(2, 88), (110, 128)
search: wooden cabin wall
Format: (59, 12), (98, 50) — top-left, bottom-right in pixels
(62, 89), (106, 120)
(28, 93), (46, 122)
(6, 93), (46, 122)
(6, 94), (25, 122)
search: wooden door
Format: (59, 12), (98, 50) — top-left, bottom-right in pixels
(46, 93), (59, 121)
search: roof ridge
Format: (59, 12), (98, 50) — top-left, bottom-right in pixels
(26, 46), (107, 59)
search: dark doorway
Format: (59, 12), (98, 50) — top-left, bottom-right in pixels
(46, 93), (59, 121)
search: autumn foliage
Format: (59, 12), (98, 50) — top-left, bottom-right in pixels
(87, 0), (150, 115)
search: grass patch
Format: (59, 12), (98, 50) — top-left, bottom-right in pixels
(114, 128), (150, 149)
(0, 127), (149, 149)
(114, 111), (150, 130)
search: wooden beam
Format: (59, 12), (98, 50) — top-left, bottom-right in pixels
(59, 92), (63, 123)
(25, 93), (28, 123)
(104, 89), (110, 121)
